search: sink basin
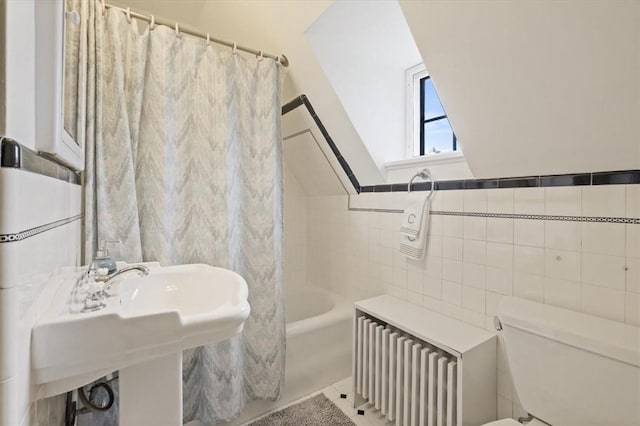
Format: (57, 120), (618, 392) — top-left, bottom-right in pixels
(31, 263), (250, 398)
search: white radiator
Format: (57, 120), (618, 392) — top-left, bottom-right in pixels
(353, 296), (497, 426)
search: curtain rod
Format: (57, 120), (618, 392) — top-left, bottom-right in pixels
(100, 1), (289, 67)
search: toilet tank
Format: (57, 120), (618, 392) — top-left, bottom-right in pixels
(498, 297), (640, 426)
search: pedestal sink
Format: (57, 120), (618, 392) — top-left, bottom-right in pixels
(31, 263), (250, 425)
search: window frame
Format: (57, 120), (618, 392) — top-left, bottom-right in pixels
(405, 63), (457, 158)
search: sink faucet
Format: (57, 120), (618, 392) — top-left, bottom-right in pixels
(95, 265), (150, 296)
(95, 264), (150, 282)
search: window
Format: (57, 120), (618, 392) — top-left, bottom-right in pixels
(406, 64), (457, 157)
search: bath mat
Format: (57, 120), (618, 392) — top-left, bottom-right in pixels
(247, 393), (355, 426)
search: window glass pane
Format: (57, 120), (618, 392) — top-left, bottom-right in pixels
(421, 77), (445, 120)
(423, 118), (454, 154)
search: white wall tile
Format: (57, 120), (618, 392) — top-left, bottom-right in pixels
(463, 189), (488, 212)
(442, 237), (463, 260)
(422, 295), (443, 313)
(463, 262), (486, 289)
(625, 292), (640, 326)
(443, 190), (464, 212)
(428, 215), (443, 236)
(463, 286), (486, 313)
(626, 258), (640, 293)
(462, 308), (485, 328)
(627, 225), (640, 258)
(463, 239), (486, 265)
(626, 185), (640, 218)
(582, 222), (625, 256)
(544, 186), (582, 216)
(497, 369), (513, 400)
(486, 267), (513, 296)
(423, 255), (442, 278)
(440, 302), (462, 320)
(442, 258), (463, 283)
(513, 246), (544, 274)
(544, 221), (581, 251)
(581, 253), (626, 290)
(407, 264), (423, 293)
(487, 218), (514, 244)
(390, 265), (407, 290)
(423, 275), (442, 299)
(486, 243), (514, 269)
(442, 280), (462, 306)
(425, 235), (443, 258)
(545, 249), (581, 282)
(486, 291), (505, 317)
(487, 188), (514, 214)
(514, 220), (544, 247)
(497, 396), (513, 419)
(581, 284), (625, 322)
(463, 216), (487, 241)
(514, 187), (545, 214)
(582, 185), (626, 217)
(544, 277), (581, 310)
(442, 216), (464, 238)
(513, 271), (544, 302)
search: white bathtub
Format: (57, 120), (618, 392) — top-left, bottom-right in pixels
(225, 286), (352, 425)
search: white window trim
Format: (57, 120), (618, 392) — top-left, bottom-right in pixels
(405, 62), (461, 160)
(405, 63), (428, 158)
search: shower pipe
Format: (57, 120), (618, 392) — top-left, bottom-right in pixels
(99, 0), (289, 67)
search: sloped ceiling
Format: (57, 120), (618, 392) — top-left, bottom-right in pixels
(399, 0), (640, 177)
(108, 0), (639, 184)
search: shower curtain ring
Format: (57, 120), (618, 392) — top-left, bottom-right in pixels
(149, 15), (155, 30)
(206, 33), (211, 46)
(232, 42), (237, 55)
(175, 22), (181, 38)
(126, 7), (131, 23)
(256, 50), (264, 62)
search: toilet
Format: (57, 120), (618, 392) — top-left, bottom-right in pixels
(484, 297), (640, 426)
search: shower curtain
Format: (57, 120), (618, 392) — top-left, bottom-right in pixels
(81, 3), (284, 424)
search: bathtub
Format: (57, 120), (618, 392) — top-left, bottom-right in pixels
(225, 286), (352, 425)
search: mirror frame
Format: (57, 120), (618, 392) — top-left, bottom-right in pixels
(35, 0), (85, 171)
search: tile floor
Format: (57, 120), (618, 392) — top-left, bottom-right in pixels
(241, 377), (392, 426)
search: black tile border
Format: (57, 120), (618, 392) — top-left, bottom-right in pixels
(0, 213), (84, 243)
(282, 95), (361, 193)
(0, 138), (81, 185)
(282, 95), (640, 194)
(360, 170), (640, 193)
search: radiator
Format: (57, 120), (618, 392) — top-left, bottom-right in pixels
(353, 295), (497, 426)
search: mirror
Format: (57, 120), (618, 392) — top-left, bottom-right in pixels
(63, 7), (81, 146)
(34, 0), (85, 171)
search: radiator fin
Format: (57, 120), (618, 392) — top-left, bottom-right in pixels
(355, 314), (460, 426)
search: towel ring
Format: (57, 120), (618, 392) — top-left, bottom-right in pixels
(408, 168), (436, 199)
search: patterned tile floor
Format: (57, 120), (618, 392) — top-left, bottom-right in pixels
(240, 377), (393, 426)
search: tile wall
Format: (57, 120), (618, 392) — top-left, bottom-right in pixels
(284, 166), (308, 290)
(0, 163), (82, 426)
(304, 183), (640, 420)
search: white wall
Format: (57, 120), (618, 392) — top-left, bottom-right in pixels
(306, 0), (421, 166)
(284, 165), (307, 290)
(0, 168), (81, 426)
(400, 0), (640, 178)
(3, 1), (37, 149)
(306, 183), (640, 420)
